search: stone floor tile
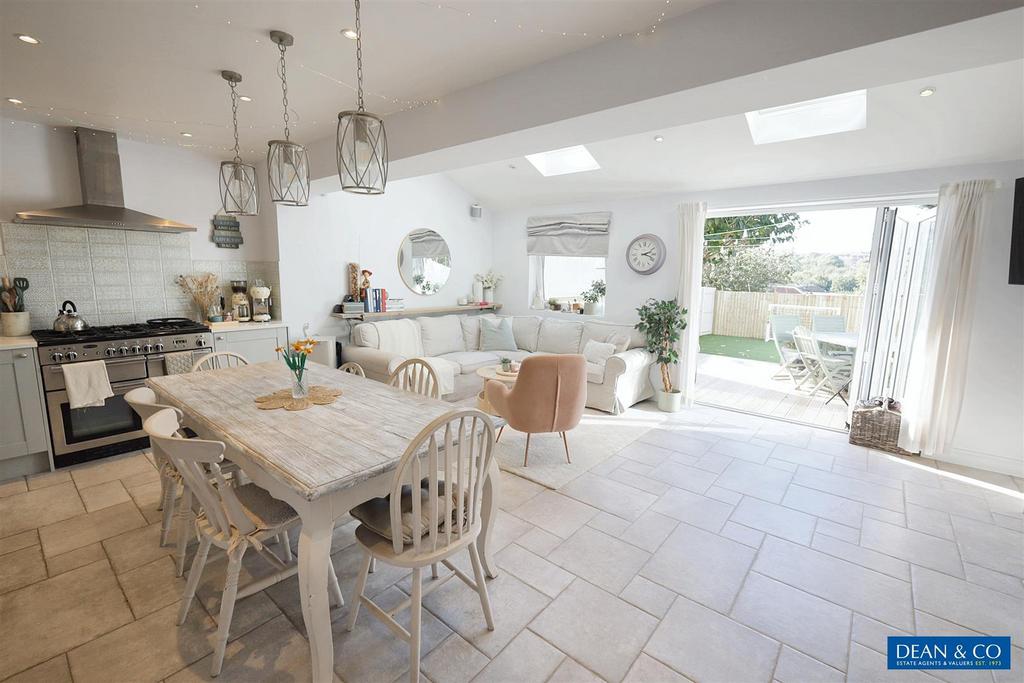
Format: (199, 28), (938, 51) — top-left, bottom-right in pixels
(45, 542), (107, 577)
(770, 443), (835, 470)
(617, 459), (656, 477)
(774, 646), (845, 683)
(0, 529), (38, 557)
(731, 572), (851, 670)
(0, 482), (84, 538)
(588, 511), (632, 536)
(475, 629), (565, 683)
(912, 565), (1024, 642)
(814, 519), (860, 544)
(0, 476), (27, 498)
(420, 633), (489, 683)
(950, 514), (1023, 578)
(832, 463), (904, 490)
(118, 555), (185, 618)
(850, 613), (910, 653)
(991, 512), (1023, 531)
(640, 523), (755, 612)
(623, 653), (692, 683)
(497, 470), (544, 511)
(794, 467), (904, 511)
(705, 485), (743, 505)
(69, 451), (156, 490)
(693, 450), (733, 474)
(77, 479), (132, 513)
(912, 612), (993, 683)
(617, 441), (674, 467)
(646, 461), (719, 494)
(906, 504), (956, 540)
(638, 427), (714, 456)
(549, 526), (650, 594)
(0, 560), (133, 679)
(588, 454), (627, 477)
(765, 457), (800, 473)
(119, 467), (162, 490)
(166, 614), (340, 683)
(781, 484), (863, 528)
(68, 600), (214, 683)
(331, 586), (451, 682)
(962, 562), (1024, 598)
(730, 496), (816, 544)
(810, 532), (911, 581)
(606, 467), (671, 495)
(193, 555), (285, 641)
(39, 500), (146, 558)
(650, 487), (732, 533)
(620, 509), (680, 552)
(516, 526), (563, 556)
(101, 521), (173, 573)
(644, 595), (779, 683)
(720, 521), (765, 548)
(496, 542), (574, 598)
(0, 545), (46, 594)
(846, 642), (940, 682)
(548, 657), (604, 683)
(2, 655), (72, 683)
(423, 569), (548, 658)
(904, 482), (994, 522)
(531, 579), (658, 682)
(861, 517), (964, 577)
(619, 574), (677, 618)
(561, 472), (658, 522)
(753, 536), (914, 630)
(756, 423), (813, 449)
(708, 437), (773, 464)
(511, 490), (600, 539)
(25, 470), (71, 491)
(714, 460), (792, 503)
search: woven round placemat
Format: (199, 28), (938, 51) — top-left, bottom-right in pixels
(255, 385), (342, 411)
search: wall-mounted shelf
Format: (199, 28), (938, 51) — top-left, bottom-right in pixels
(331, 303), (502, 321)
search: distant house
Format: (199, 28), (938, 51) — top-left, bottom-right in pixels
(769, 283), (828, 294)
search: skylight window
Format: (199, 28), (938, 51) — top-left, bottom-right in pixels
(525, 145), (601, 177)
(745, 90), (867, 145)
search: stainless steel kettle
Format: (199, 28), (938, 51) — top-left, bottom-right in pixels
(53, 300), (89, 332)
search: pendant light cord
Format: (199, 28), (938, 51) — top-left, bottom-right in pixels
(355, 0), (364, 112)
(229, 80), (242, 163)
(277, 42), (291, 141)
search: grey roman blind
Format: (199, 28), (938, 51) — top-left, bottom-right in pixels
(526, 212), (611, 256)
(408, 229), (448, 258)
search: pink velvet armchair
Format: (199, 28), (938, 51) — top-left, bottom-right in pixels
(485, 354), (587, 466)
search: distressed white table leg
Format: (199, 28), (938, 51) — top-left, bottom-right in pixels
(298, 503), (335, 683)
(477, 457), (501, 578)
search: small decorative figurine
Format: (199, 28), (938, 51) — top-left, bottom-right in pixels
(359, 269), (373, 303)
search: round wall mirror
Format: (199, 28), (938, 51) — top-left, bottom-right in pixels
(398, 229), (452, 295)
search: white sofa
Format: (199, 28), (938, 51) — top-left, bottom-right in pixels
(341, 314), (655, 414)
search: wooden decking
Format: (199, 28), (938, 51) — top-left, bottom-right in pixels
(696, 353), (850, 431)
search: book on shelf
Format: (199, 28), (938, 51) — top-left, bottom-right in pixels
(363, 288), (390, 313)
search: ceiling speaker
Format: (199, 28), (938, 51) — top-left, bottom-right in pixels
(470, 203), (483, 219)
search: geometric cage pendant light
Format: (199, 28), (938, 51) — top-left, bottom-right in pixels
(337, 0), (388, 195)
(218, 70), (259, 216)
(267, 30), (310, 206)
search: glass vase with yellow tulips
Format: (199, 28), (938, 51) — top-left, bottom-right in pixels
(277, 337), (319, 399)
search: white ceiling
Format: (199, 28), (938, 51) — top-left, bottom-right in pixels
(445, 59), (1024, 208)
(0, 0), (709, 155)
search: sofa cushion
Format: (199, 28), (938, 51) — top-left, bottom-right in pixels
(460, 314), (496, 351)
(585, 361), (606, 384)
(352, 322), (379, 349)
(418, 315), (465, 357)
(481, 317), (517, 352)
(537, 318), (584, 354)
(511, 316), (542, 352)
(436, 351), (500, 374)
(583, 339), (617, 366)
(581, 320), (646, 352)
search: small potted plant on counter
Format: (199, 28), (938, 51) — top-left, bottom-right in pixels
(547, 297), (561, 311)
(581, 279), (606, 316)
(475, 271), (502, 303)
(635, 298), (687, 412)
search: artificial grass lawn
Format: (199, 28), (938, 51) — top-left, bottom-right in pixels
(699, 334), (780, 363)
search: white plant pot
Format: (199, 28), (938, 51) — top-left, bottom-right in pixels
(655, 389), (683, 413)
(471, 281), (483, 303)
(1, 311), (30, 337)
(482, 287), (494, 303)
(583, 300), (604, 316)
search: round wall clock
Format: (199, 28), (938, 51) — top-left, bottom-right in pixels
(626, 233), (666, 274)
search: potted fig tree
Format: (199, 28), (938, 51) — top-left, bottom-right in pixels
(581, 279), (606, 316)
(634, 298), (687, 412)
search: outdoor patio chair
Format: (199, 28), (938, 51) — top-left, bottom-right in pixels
(769, 315), (807, 385)
(811, 314), (846, 333)
(792, 327), (852, 400)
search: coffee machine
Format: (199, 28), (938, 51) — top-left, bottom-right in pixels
(230, 280), (251, 322)
(250, 283), (272, 322)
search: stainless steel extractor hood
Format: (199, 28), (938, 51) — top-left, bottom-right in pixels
(13, 127), (196, 233)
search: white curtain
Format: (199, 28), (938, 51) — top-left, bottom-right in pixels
(529, 255), (546, 309)
(898, 179), (995, 456)
(673, 202), (707, 406)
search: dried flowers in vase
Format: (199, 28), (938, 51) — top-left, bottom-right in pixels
(177, 272), (220, 322)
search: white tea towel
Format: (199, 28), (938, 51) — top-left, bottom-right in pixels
(164, 351), (194, 375)
(62, 360), (114, 409)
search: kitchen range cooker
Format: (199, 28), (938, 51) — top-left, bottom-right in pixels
(33, 317), (213, 466)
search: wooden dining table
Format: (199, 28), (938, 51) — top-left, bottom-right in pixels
(147, 361), (502, 682)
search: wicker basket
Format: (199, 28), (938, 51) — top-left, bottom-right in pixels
(849, 398), (919, 457)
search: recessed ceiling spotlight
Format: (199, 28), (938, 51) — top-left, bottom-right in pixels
(180, 131), (193, 137)
(919, 86), (936, 98)
(653, 135), (664, 143)
(340, 28), (358, 40)
(239, 95), (253, 102)
(15, 34), (40, 44)
(6, 97), (23, 105)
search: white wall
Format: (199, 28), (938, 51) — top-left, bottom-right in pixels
(0, 119), (278, 261)
(276, 173), (491, 337)
(489, 161), (1024, 475)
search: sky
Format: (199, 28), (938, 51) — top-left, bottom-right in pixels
(779, 207), (877, 254)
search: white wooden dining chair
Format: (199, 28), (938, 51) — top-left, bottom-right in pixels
(345, 408), (497, 683)
(339, 361), (366, 377)
(144, 408), (344, 678)
(388, 358), (441, 399)
(191, 351), (250, 373)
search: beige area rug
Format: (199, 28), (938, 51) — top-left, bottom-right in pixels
(493, 405), (668, 489)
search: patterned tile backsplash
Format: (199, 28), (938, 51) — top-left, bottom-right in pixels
(0, 223), (280, 329)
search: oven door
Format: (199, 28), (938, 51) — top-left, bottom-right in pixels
(47, 379), (149, 456)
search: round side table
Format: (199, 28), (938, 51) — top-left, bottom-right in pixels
(475, 365), (518, 415)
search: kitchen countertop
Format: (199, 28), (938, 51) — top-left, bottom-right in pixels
(0, 336), (37, 351)
(210, 320), (289, 332)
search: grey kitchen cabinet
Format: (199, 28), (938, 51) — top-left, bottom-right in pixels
(212, 325), (288, 364)
(0, 348), (49, 462)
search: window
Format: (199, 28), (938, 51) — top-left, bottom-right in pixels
(530, 255), (606, 308)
